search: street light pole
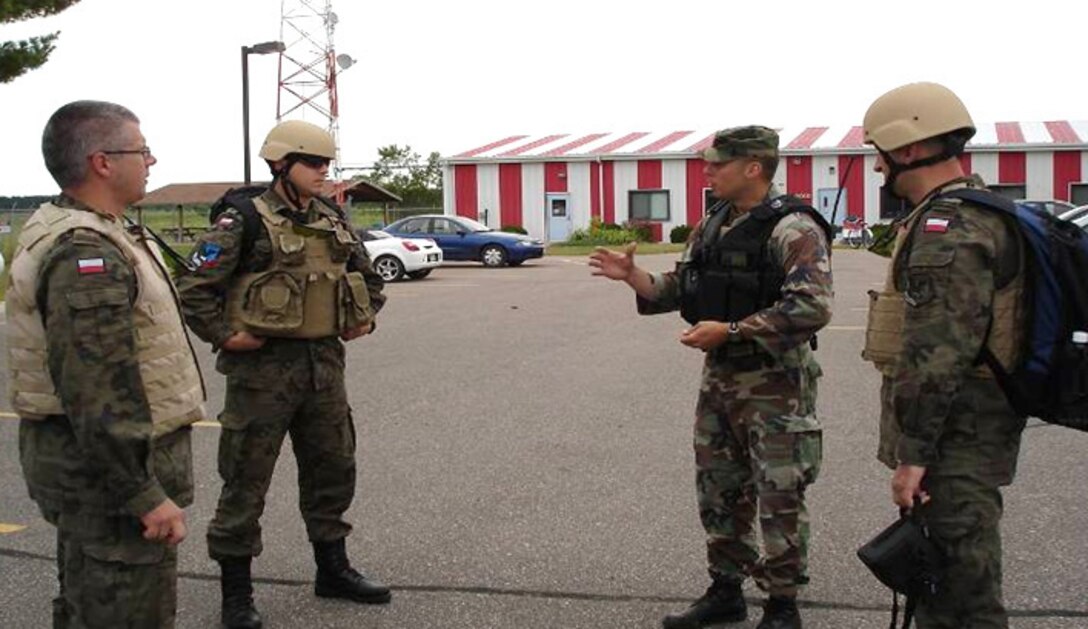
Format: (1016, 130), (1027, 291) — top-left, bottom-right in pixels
(241, 40), (286, 185)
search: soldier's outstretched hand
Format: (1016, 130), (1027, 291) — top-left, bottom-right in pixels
(588, 242), (637, 281)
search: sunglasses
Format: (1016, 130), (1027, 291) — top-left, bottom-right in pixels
(294, 154), (331, 169)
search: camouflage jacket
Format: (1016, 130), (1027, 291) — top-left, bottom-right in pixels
(879, 176), (1026, 479)
(22, 196), (189, 517)
(637, 185), (834, 359)
(176, 189), (386, 386)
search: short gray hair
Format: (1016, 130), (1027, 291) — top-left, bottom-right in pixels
(41, 101), (140, 189)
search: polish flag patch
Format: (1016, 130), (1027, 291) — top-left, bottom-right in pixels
(77, 258), (105, 274)
(923, 218), (950, 233)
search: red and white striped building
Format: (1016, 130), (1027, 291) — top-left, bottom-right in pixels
(443, 122), (1088, 242)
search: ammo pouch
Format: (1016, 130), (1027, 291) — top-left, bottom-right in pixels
(339, 271), (374, 330)
(857, 509), (945, 629)
(678, 261), (733, 326)
(862, 289), (905, 370)
(238, 271), (305, 333)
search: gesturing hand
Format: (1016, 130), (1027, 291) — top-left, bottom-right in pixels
(588, 242), (637, 281)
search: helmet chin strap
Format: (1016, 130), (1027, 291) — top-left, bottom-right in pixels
(877, 137), (964, 198)
(270, 156), (306, 210)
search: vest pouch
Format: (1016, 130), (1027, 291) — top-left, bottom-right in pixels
(277, 232), (307, 266)
(329, 227), (356, 263)
(678, 261), (701, 325)
(339, 271), (374, 329)
(862, 289), (905, 369)
(696, 269), (730, 322)
(240, 271), (305, 333)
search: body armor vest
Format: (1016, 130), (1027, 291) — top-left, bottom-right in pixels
(679, 195), (832, 327)
(6, 203), (205, 437)
(862, 196), (1025, 377)
(225, 196), (373, 338)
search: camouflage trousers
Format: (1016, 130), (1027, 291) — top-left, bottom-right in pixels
(207, 371), (357, 560)
(914, 475), (1007, 628)
(693, 365), (822, 598)
(45, 509), (178, 629)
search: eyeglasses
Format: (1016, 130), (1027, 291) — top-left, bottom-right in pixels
(294, 154), (331, 169)
(101, 147), (154, 159)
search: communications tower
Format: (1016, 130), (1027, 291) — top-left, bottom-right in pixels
(277, 0), (355, 182)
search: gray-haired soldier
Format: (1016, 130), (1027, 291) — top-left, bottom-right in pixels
(8, 100), (204, 628)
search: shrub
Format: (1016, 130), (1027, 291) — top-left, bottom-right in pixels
(670, 224), (693, 244)
(566, 217), (652, 245)
(501, 225), (528, 234)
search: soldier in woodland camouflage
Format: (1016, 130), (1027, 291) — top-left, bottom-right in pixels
(176, 120), (388, 629)
(861, 82), (1028, 628)
(589, 126), (832, 629)
(7, 101), (204, 628)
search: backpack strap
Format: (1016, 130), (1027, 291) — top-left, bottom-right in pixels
(209, 186), (267, 259)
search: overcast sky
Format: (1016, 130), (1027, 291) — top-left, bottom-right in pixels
(1, 0), (1084, 196)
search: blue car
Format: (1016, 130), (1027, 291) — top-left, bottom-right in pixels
(383, 214), (545, 267)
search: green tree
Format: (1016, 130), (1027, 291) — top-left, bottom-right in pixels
(365, 144), (443, 207)
(1, 1), (81, 83)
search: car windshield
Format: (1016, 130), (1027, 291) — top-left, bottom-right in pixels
(455, 217), (493, 232)
(367, 230), (392, 239)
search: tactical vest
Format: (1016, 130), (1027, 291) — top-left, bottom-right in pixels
(224, 195), (373, 338)
(679, 196), (832, 327)
(6, 203), (206, 437)
(862, 196), (1025, 377)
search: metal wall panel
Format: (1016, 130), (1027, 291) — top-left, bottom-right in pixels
(476, 163), (500, 227)
(567, 161), (593, 232)
(520, 162), (546, 240)
(972, 152), (999, 184)
(612, 161), (639, 224)
(660, 159), (688, 241)
(1026, 152), (1052, 199)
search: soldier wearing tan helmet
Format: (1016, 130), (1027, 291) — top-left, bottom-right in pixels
(177, 120), (389, 628)
(862, 82), (1027, 628)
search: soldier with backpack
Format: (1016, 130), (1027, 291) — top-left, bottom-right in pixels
(176, 120), (389, 629)
(861, 82), (1029, 628)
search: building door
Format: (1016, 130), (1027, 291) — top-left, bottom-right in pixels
(546, 194), (572, 242)
(816, 188), (846, 226)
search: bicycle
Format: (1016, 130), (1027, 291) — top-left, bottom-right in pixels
(841, 217), (874, 249)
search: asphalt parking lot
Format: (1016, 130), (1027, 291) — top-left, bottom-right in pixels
(1, 249), (1086, 628)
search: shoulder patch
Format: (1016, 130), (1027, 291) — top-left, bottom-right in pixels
(77, 257), (106, 274)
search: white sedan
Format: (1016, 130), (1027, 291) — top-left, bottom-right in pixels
(360, 229), (442, 281)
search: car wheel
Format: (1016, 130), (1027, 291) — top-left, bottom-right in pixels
(374, 255), (405, 281)
(406, 269), (432, 280)
(480, 245), (507, 268)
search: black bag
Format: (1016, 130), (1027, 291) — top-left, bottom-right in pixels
(857, 509), (945, 629)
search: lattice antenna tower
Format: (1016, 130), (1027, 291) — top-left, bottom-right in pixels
(277, 0), (354, 179)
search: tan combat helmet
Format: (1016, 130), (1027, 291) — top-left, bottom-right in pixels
(863, 82), (976, 152)
(259, 120), (336, 160)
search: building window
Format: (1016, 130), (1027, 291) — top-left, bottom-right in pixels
(629, 190), (670, 221)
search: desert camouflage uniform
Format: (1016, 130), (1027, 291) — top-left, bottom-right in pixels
(16, 195), (194, 628)
(176, 188), (385, 561)
(876, 176), (1025, 628)
(638, 184), (833, 597)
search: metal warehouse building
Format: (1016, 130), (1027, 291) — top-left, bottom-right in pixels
(443, 122), (1088, 242)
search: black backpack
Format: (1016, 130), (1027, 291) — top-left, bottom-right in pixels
(207, 186), (268, 258)
(941, 189), (1088, 431)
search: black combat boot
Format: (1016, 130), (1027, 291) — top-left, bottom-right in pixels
(661, 577), (747, 629)
(312, 538), (392, 604)
(218, 557), (263, 629)
(756, 596), (801, 629)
